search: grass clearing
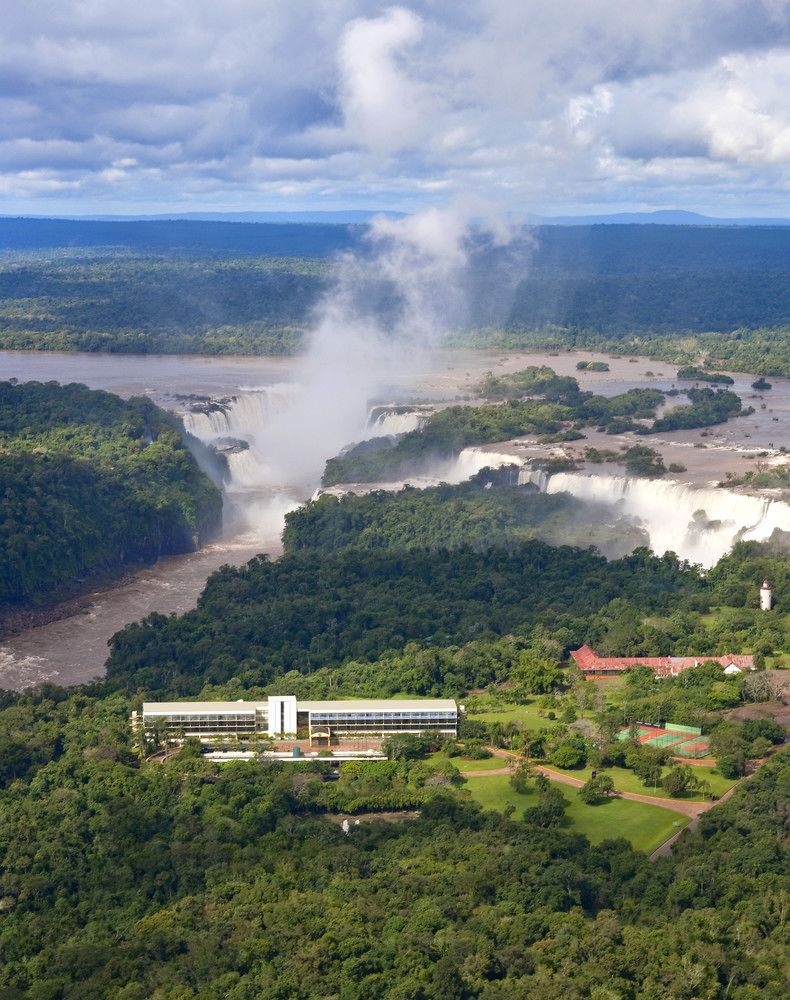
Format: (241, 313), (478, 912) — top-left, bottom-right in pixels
(465, 700), (563, 731)
(427, 751), (506, 772)
(463, 774), (688, 853)
(540, 763), (736, 800)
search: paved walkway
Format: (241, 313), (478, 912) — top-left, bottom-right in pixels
(459, 766), (514, 778)
(533, 765), (708, 819)
(467, 746), (751, 859)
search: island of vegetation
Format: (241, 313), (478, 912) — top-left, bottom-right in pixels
(576, 360), (610, 371)
(289, 472), (649, 559)
(0, 381), (221, 627)
(676, 365), (735, 384)
(323, 367), (747, 486)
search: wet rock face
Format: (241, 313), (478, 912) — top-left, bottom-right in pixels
(212, 437), (249, 455)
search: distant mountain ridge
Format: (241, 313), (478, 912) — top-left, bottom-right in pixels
(2, 210), (404, 225)
(544, 209), (790, 226)
(3, 209), (789, 227)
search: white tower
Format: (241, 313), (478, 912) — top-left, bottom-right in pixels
(760, 580), (772, 611)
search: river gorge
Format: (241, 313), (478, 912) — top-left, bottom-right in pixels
(2, 346), (789, 689)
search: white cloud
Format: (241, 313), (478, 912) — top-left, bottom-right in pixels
(338, 7), (427, 155)
(3, 1), (790, 213)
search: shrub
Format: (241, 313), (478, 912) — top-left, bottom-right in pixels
(382, 734), (426, 761)
(741, 719), (784, 745)
(578, 774), (615, 804)
(550, 743), (586, 769)
(661, 765), (699, 797)
(749, 737), (774, 759)
(462, 740), (492, 760)
(716, 753), (747, 779)
(509, 764), (532, 794)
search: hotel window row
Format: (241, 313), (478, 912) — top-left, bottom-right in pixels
(135, 696), (458, 741)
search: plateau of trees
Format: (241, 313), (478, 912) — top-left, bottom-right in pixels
(104, 541), (707, 696)
(105, 527), (790, 701)
(284, 475), (649, 559)
(0, 381), (221, 616)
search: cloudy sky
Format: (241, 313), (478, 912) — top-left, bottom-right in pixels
(3, 0), (790, 216)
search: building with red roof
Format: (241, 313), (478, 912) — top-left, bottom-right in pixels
(570, 644), (754, 678)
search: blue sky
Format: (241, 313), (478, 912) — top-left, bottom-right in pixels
(3, 1), (790, 217)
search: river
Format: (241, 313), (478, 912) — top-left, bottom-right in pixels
(2, 347), (789, 690)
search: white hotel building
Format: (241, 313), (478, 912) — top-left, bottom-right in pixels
(135, 695), (458, 744)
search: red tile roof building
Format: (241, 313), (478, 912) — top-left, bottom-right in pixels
(570, 644), (755, 678)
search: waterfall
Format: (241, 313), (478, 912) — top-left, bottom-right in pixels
(366, 405), (433, 436)
(179, 384), (302, 489)
(531, 471), (790, 566)
(452, 448), (525, 482)
(183, 390), (435, 491)
(181, 384), (300, 444)
(518, 467), (548, 491)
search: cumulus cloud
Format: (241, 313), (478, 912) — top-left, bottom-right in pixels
(338, 7), (428, 155)
(3, 1), (790, 213)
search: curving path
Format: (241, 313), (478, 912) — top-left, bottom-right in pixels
(459, 766), (513, 778)
(464, 747), (752, 858)
(532, 765), (709, 819)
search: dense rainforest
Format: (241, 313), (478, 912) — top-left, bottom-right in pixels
(103, 542), (707, 695)
(103, 528), (790, 698)
(3, 220), (790, 370)
(0, 680), (786, 999)
(285, 475), (649, 558)
(0, 381), (221, 618)
(1, 391), (789, 997)
(2, 213), (789, 998)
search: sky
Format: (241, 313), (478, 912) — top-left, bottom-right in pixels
(3, 1), (790, 217)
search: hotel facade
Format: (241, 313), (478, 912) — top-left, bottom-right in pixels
(134, 695), (458, 744)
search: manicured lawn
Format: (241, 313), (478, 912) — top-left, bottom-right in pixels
(465, 700), (562, 731)
(427, 751), (506, 772)
(540, 763), (737, 801)
(463, 774), (688, 853)
(587, 676), (629, 707)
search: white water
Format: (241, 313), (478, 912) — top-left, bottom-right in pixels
(314, 447), (524, 499)
(367, 405), (434, 435)
(453, 447), (523, 481)
(182, 383), (790, 570)
(523, 470), (790, 567)
(369, 411), (424, 435)
(182, 389), (439, 491)
(182, 383), (301, 441)
(182, 383), (302, 489)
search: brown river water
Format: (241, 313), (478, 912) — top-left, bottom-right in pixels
(1, 347), (789, 690)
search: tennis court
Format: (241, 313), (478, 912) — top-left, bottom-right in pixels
(618, 723), (710, 757)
